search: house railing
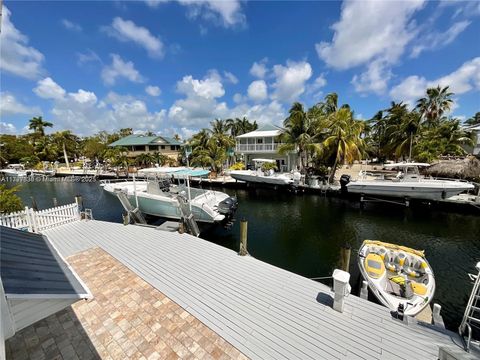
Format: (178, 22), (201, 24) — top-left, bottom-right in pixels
(236, 143), (282, 152)
(0, 203), (80, 233)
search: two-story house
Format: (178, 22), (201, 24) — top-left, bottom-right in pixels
(108, 134), (182, 159)
(235, 124), (297, 171)
(465, 124), (480, 156)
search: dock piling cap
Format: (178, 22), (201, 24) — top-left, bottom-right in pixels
(332, 269), (350, 283)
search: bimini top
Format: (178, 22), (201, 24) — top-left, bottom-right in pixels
(0, 226), (90, 299)
(384, 162), (431, 168)
(138, 167), (210, 178)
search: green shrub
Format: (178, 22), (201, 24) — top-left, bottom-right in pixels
(0, 185), (24, 214)
(261, 162), (277, 171)
(229, 162), (245, 170)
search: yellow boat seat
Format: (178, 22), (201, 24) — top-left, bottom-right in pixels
(365, 253), (386, 279)
(410, 281), (427, 296)
(389, 276), (405, 286)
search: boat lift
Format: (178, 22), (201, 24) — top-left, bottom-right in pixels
(459, 262), (480, 352)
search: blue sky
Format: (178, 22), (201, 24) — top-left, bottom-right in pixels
(1, 0), (479, 138)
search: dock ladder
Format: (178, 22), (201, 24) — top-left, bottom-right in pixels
(114, 189), (147, 224)
(459, 262), (480, 351)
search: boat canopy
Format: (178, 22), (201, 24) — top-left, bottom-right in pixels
(138, 167), (210, 178)
(252, 158), (276, 163)
(384, 162), (430, 168)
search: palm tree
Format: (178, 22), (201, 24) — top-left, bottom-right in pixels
(464, 112), (480, 126)
(151, 151), (169, 166)
(416, 86), (454, 127)
(210, 119), (229, 135)
(318, 108), (365, 183)
(190, 138), (228, 174)
(53, 131), (78, 169)
(226, 117), (258, 137)
(135, 153), (155, 167)
(28, 116), (53, 137)
(35, 136), (59, 162)
(278, 102), (321, 171)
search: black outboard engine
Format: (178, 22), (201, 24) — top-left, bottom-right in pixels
(217, 196), (238, 216)
(340, 174), (350, 193)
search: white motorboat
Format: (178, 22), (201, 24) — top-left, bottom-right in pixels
(230, 159), (295, 186)
(102, 168), (237, 224)
(0, 164), (31, 178)
(345, 162), (474, 201)
(358, 240), (435, 317)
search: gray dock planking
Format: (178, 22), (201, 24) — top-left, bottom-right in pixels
(44, 220), (464, 359)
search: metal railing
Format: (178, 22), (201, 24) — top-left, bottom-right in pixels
(459, 262), (480, 351)
(235, 143), (282, 152)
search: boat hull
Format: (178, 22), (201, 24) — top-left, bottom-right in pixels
(347, 180), (473, 201)
(358, 240), (435, 317)
(230, 170), (293, 186)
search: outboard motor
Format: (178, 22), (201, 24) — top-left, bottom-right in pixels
(217, 196), (238, 216)
(340, 174), (351, 193)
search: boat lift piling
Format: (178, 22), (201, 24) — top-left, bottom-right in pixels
(239, 218), (248, 256)
(340, 244), (351, 272)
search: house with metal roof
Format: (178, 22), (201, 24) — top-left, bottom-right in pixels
(235, 124), (298, 171)
(464, 124), (480, 156)
(0, 226), (91, 358)
(108, 134), (183, 160)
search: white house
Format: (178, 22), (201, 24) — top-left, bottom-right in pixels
(466, 124), (480, 156)
(235, 124), (298, 171)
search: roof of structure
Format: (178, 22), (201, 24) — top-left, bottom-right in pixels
(236, 124), (284, 138)
(0, 226), (90, 298)
(108, 134), (182, 147)
(44, 220), (464, 360)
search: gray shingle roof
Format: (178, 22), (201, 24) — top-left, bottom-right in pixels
(0, 226), (89, 298)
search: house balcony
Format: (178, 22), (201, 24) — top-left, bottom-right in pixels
(235, 143), (282, 153)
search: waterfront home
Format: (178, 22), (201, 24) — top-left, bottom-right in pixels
(108, 134), (182, 160)
(235, 124), (298, 171)
(465, 124), (480, 156)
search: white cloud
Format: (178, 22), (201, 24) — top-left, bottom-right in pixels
(223, 71), (238, 84)
(0, 6), (45, 79)
(229, 100), (286, 126)
(101, 54), (145, 86)
(0, 92), (41, 116)
(316, 0), (424, 70)
(61, 19), (82, 32)
(306, 74), (327, 97)
(352, 60), (392, 95)
(411, 20), (471, 58)
(68, 89), (97, 105)
(390, 57), (480, 106)
(33, 77), (67, 100)
(176, 71), (225, 99)
(250, 59), (268, 78)
(77, 49), (101, 66)
(0, 122), (18, 135)
(106, 17), (164, 59)
(145, 85), (162, 97)
(247, 80), (268, 102)
(176, 0), (246, 28)
(271, 60), (312, 103)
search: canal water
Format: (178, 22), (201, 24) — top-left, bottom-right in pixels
(10, 179), (480, 331)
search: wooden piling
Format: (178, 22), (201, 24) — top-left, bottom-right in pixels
(30, 197), (38, 211)
(239, 218), (248, 256)
(340, 244), (351, 272)
(52, 197), (58, 207)
(74, 195), (83, 211)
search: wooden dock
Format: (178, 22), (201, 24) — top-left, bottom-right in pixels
(44, 220), (465, 359)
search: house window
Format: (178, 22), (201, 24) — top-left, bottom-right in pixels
(149, 145), (158, 151)
(257, 138), (263, 144)
(133, 145), (145, 151)
(161, 145), (165, 150)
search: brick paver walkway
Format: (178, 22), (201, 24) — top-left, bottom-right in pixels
(6, 247), (248, 360)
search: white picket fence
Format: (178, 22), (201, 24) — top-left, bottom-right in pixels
(0, 203), (80, 233)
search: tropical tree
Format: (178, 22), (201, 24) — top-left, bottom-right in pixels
(190, 138), (228, 174)
(464, 112), (480, 126)
(278, 102), (322, 171)
(416, 86), (454, 127)
(210, 119), (229, 135)
(151, 151), (169, 166)
(135, 153), (155, 167)
(35, 136), (59, 162)
(0, 185), (24, 214)
(318, 107), (365, 183)
(226, 117), (258, 137)
(28, 116), (53, 137)
(52, 131), (78, 169)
